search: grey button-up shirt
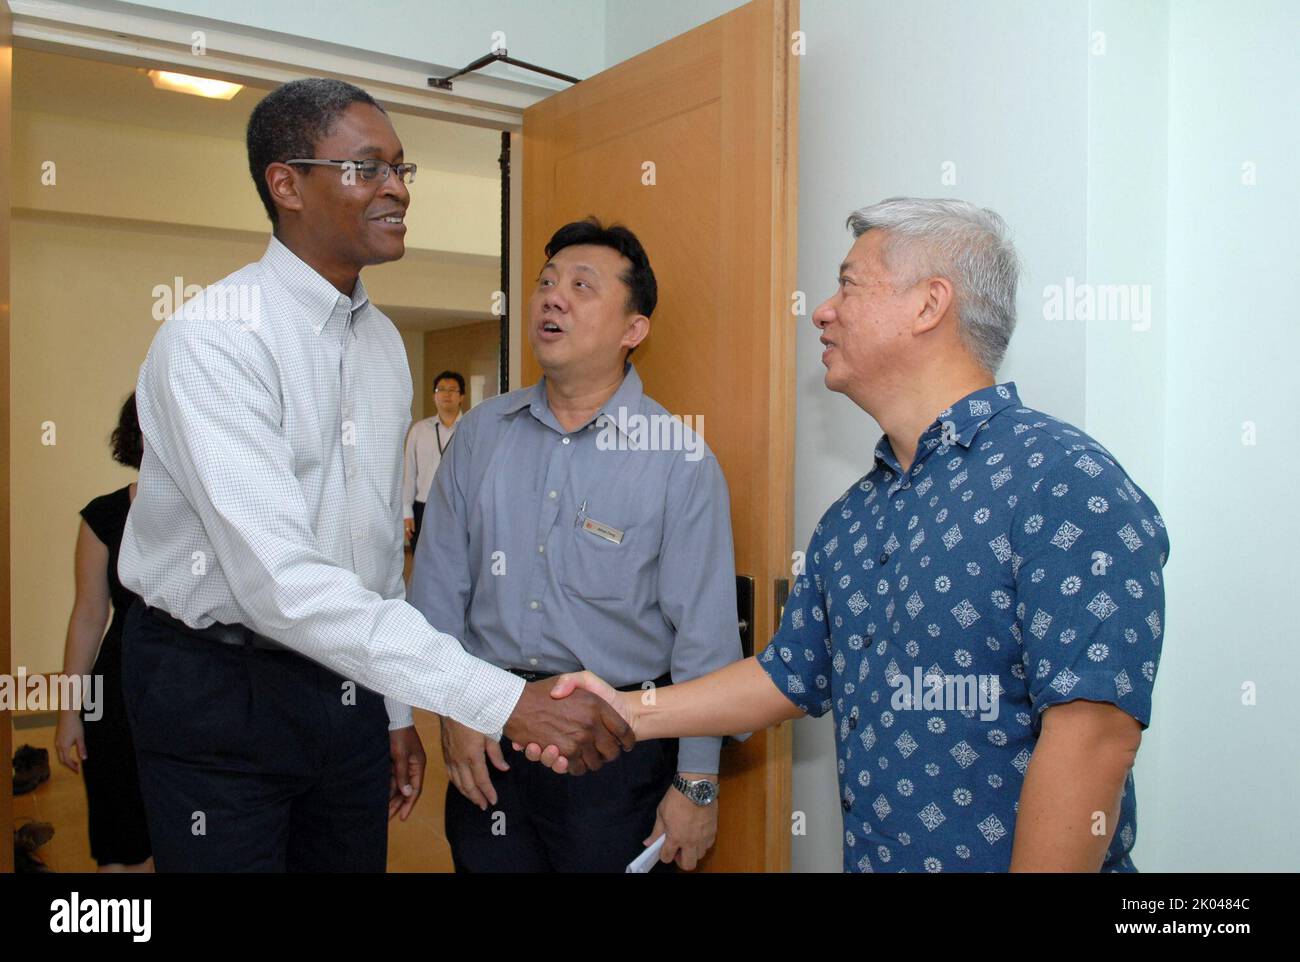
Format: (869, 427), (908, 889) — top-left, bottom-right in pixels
(409, 365), (741, 773)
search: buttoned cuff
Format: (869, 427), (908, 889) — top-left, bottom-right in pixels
(446, 657), (527, 736)
(677, 736), (722, 776)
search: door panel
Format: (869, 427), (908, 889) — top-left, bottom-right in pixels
(1, 1), (12, 875)
(523, 0), (798, 872)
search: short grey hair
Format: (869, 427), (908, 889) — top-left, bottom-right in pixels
(846, 198), (1020, 373)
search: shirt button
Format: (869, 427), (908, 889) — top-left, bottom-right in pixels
(529, 658), (538, 666)
(529, 601), (539, 610)
(548, 490), (558, 499)
(848, 716), (858, 731)
(879, 553), (890, 564)
(537, 544), (545, 554)
(562, 437), (571, 445)
(841, 798), (852, 812)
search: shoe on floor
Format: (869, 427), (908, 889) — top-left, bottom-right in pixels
(15, 847), (53, 873)
(12, 744), (51, 795)
(15, 820), (56, 854)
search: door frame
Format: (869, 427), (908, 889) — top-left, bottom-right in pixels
(2, 0), (14, 877)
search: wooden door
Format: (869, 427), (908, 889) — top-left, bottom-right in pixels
(1, 0), (13, 875)
(522, 0), (798, 872)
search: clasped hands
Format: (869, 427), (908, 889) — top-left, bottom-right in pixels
(508, 671), (635, 773)
(440, 673), (633, 809)
(446, 673), (717, 869)
(389, 672), (626, 822)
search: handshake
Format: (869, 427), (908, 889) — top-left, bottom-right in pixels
(501, 671), (639, 775)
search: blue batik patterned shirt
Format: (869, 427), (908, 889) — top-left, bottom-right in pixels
(759, 383), (1169, 872)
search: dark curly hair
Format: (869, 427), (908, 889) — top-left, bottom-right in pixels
(246, 78), (386, 226)
(110, 393), (142, 470)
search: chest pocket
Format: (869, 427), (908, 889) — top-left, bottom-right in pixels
(560, 514), (638, 602)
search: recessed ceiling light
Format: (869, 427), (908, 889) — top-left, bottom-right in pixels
(147, 70), (243, 100)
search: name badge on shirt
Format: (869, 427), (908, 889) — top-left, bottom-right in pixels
(582, 517), (625, 545)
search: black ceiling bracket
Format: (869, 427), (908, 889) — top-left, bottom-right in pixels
(428, 49), (579, 91)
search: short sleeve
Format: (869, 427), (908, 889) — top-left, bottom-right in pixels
(758, 520), (835, 718)
(1012, 450), (1170, 731)
(79, 492), (118, 549)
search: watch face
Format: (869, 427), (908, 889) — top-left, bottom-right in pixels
(676, 777), (717, 804)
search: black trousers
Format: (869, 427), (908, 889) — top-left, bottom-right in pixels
(411, 499), (426, 547)
(120, 601), (390, 872)
(445, 733), (678, 873)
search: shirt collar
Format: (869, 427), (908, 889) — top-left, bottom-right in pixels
(261, 236), (369, 341)
(874, 381), (1021, 472)
(503, 364), (646, 435)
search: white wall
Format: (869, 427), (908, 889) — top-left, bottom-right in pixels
(604, 0), (744, 66)
(1144, 0), (1299, 871)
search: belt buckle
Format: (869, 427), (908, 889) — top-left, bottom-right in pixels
(216, 624), (249, 647)
(510, 667), (548, 683)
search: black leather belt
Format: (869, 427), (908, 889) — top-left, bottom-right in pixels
(506, 667), (671, 693)
(146, 606), (287, 652)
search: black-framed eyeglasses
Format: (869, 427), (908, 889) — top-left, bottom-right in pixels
(285, 158), (418, 185)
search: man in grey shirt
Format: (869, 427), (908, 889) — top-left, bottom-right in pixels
(410, 218), (742, 872)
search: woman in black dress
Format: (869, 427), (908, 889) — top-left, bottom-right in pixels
(54, 393), (153, 871)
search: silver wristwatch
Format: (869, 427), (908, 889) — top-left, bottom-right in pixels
(671, 774), (718, 806)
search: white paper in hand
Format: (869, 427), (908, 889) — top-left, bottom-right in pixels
(626, 833), (667, 873)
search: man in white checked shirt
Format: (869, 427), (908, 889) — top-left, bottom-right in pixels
(402, 369), (464, 549)
(117, 78), (632, 873)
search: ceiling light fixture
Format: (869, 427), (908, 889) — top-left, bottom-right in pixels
(147, 70), (243, 100)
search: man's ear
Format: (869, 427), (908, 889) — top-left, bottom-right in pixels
(622, 314), (651, 353)
(913, 276), (955, 336)
(265, 162), (305, 220)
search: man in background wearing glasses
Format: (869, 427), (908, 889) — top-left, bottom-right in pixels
(118, 78), (633, 872)
(403, 370), (466, 550)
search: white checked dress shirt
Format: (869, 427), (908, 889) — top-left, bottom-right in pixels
(118, 236), (524, 733)
(401, 413), (459, 520)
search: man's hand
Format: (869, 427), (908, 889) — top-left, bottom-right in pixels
(403, 518), (415, 543)
(388, 725), (427, 821)
(501, 677), (634, 776)
(512, 671), (638, 774)
(440, 716), (510, 810)
(650, 775), (718, 871)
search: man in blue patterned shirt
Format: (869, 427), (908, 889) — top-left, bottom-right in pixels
(527, 198), (1169, 872)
